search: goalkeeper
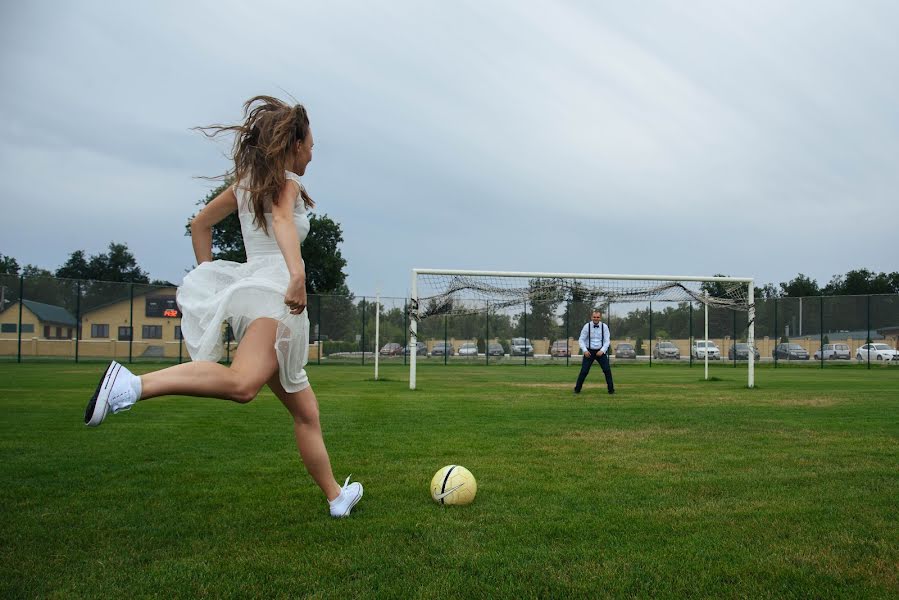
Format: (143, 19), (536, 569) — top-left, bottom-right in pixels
(573, 309), (615, 395)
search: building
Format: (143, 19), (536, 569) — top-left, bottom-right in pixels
(0, 299), (77, 340)
(79, 287), (184, 358)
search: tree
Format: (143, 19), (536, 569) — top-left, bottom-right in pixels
(526, 278), (564, 340)
(779, 274), (820, 297)
(822, 268), (899, 296)
(1, 254), (20, 276)
(55, 243), (149, 284)
(20, 265), (71, 307)
(316, 283), (357, 343)
(754, 283), (779, 299)
(54, 243), (151, 312)
(563, 281), (598, 337)
(188, 181), (348, 294)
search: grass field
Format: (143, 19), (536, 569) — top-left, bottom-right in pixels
(1, 362), (897, 598)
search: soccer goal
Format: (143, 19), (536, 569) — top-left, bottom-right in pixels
(408, 269), (756, 390)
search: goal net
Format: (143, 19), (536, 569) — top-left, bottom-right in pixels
(409, 269), (755, 389)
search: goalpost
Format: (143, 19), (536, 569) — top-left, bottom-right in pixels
(408, 269), (755, 390)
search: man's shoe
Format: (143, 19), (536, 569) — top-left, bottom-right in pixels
(84, 361), (141, 427)
(329, 476), (363, 518)
(573, 387), (581, 394)
(608, 389), (615, 395)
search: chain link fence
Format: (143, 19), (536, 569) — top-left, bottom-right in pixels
(1, 273), (897, 368)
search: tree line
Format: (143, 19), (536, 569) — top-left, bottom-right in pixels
(3, 226), (896, 349)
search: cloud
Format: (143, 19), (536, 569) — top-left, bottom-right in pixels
(1, 0), (898, 297)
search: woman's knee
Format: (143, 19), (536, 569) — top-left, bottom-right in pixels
(231, 377), (265, 404)
(294, 393), (320, 425)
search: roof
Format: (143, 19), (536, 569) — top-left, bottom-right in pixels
(81, 286), (178, 314)
(792, 329), (884, 341)
(22, 300), (77, 326)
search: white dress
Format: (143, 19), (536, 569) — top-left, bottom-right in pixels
(177, 171), (312, 392)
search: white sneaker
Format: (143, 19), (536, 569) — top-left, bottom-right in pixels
(329, 476), (363, 518)
(84, 361), (141, 427)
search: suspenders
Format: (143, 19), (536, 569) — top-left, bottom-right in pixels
(588, 322), (605, 351)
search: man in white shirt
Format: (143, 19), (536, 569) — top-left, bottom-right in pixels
(574, 309), (615, 395)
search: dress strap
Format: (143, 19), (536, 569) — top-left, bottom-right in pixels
(285, 171), (303, 186)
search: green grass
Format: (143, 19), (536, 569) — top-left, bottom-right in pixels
(1, 362), (897, 598)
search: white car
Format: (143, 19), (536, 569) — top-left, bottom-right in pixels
(692, 340), (721, 360)
(855, 343), (899, 361)
(813, 343), (851, 360)
(458, 342), (479, 357)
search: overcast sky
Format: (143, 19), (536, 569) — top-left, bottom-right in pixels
(2, 0), (897, 298)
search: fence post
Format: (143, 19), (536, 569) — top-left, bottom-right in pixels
(866, 294), (871, 370)
(565, 301), (570, 368)
(523, 301), (528, 367)
(820, 295), (824, 369)
(75, 281), (81, 363)
(403, 299), (408, 367)
(732, 309), (737, 368)
(128, 283), (134, 364)
(444, 313), (448, 366)
(318, 295), (323, 365)
(361, 297), (366, 366)
(773, 298), (778, 369)
(485, 300), (489, 366)
(17, 275), (23, 363)
(649, 300), (652, 368)
(689, 302), (693, 367)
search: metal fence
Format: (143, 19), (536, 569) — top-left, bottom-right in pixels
(1, 273), (897, 368)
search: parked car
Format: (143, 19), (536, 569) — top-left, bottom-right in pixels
(510, 337), (534, 356)
(550, 340), (570, 357)
(728, 343), (760, 361)
(403, 341), (427, 356)
(487, 342), (505, 357)
(458, 342), (478, 357)
(379, 342), (403, 356)
(430, 341), (455, 356)
(692, 340), (721, 360)
(653, 341), (681, 360)
(773, 343), (810, 360)
(614, 343), (636, 359)
(855, 343), (899, 361)
(813, 343), (850, 360)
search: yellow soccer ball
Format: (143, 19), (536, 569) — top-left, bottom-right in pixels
(430, 465), (477, 505)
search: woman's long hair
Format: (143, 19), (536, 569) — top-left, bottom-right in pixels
(195, 95), (314, 234)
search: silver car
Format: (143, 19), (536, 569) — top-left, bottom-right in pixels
(510, 337), (534, 356)
(458, 342), (478, 357)
(653, 341), (681, 360)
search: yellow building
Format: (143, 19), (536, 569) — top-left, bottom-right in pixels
(0, 299), (78, 358)
(0, 299), (77, 340)
(79, 287), (185, 359)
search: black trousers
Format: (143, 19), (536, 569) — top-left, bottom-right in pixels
(575, 349), (614, 393)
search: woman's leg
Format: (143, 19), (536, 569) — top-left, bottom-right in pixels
(139, 318), (280, 403)
(267, 375), (341, 501)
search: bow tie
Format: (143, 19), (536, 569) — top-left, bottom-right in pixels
(593, 324), (600, 328)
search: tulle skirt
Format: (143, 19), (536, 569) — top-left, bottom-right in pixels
(176, 255), (309, 392)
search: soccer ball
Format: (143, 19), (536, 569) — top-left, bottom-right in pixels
(430, 465), (477, 505)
